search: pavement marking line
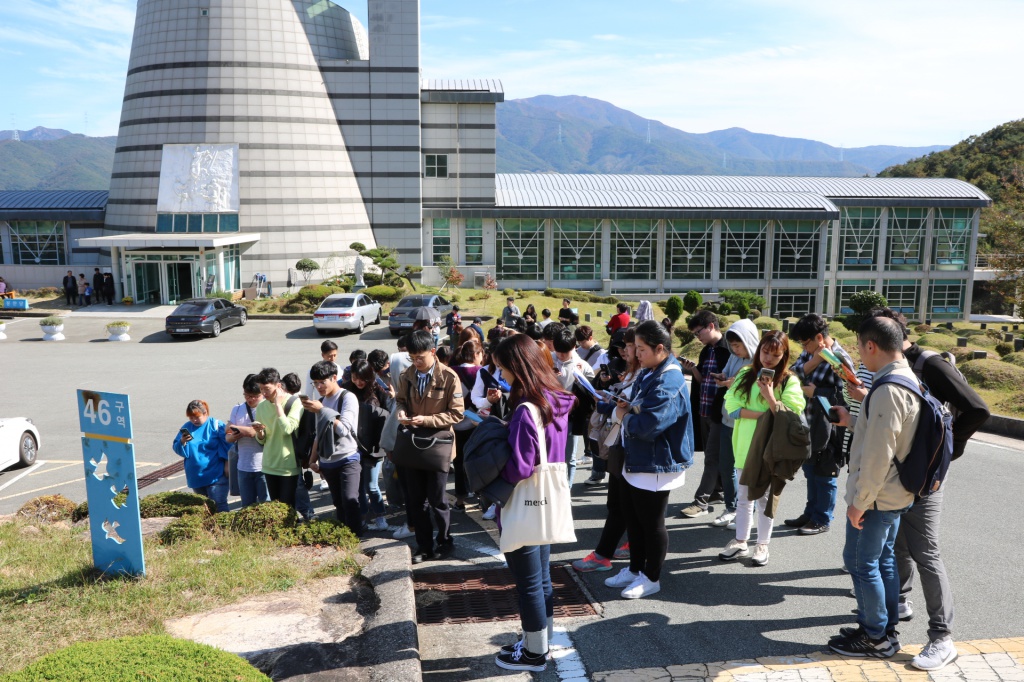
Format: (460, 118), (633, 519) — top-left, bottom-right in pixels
(550, 626), (587, 681)
(0, 477), (83, 501)
(42, 459), (164, 467)
(25, 461), (79, 476)
(0, 461), (46, 493)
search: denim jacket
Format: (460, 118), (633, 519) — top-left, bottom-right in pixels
(621, 356), (695, 474)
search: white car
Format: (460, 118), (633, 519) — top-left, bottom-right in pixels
(0, 418), (40, 472)
(313, 293), (383, 335)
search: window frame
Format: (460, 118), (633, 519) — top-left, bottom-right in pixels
(424, 154), (449, 179)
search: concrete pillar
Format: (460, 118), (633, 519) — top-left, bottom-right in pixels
(216, 249), (226, 292)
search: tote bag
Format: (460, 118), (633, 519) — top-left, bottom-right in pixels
(499, 403), (577, 554)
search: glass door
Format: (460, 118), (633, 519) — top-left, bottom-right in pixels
(165, 262), (195, 303)
(133, 262), (161, 304)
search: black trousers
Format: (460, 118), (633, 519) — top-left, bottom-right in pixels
(405, 467), (451, 553)
(621, 482), (670, 582)
(320, 457), (363, 537)
(265, 474), (298, 507)
(595, 471), (628, 559)
(452, 428), (472, 498)
(65, 288), (76, 305)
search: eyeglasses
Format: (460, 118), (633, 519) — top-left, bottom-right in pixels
(691, 327), (707, 336)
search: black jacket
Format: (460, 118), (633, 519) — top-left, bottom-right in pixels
(462, 416), (515, 506)
(688, 336), (732, 444)
(904, 343), (990, 459)
(92, 271), (104, 292)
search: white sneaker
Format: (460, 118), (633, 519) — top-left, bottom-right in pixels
(366, 517), (389, 532)
(319, 479), (330, 492)
(620, 573), (660, 599)
(604, 567), (639, 588)
(392, 523), (415, 539)
(727, 520), (736, 530)
(911, 638), (957, 671)
(712, 511), (737, 527)
(718, 539), (749, 561)
(481, 503), (497, 521)
(750, 543), (770, 566)
(899, 599), (914, 621)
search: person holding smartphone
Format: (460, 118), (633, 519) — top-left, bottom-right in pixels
(172, 399), (230, 512)
(253, 367), (305, 507)
(226, 374), (268, 507)
(720, 331), (805, 567)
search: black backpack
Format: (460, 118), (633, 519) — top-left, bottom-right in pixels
(285, 395), (316, 468)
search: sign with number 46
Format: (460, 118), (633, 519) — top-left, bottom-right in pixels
(77, 390), (133, 441)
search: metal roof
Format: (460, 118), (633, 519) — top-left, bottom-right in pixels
(0, 190), (109, 211)
(497, 188), (839, 212)
(421, 79), (503, 93)
(78, 233), (260, 249)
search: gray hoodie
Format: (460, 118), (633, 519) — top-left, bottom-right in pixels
(315, 389), (360, 466)
(719, 319), (760, 428)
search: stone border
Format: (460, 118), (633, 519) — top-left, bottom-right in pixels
(359, 537), (421, 682)
(980, 413), (1024, 439)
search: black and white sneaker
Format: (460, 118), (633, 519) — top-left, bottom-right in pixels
(494, 645), (548, 671)
(499, 639), (553, 660)
(828, 630), (897, 658)
(832, 626), (901, 653)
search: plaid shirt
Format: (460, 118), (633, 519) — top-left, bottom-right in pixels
(698, 348), (719, 418)
(792, 338), (852, 394)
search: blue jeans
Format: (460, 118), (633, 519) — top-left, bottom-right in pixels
(295, 474), (314, 521)
(359, 457), (386, 517)
(192, 481), (229, 513)
(718, 425), (737, 512)
(565, 435), (579, 486)
(844, 506), (910, 639)
(801, 461), (837, 525)
(504, 543), (553, 633)
(237, 469), (269, 507)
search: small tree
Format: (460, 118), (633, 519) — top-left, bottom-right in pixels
(720, 289), (767, 312)
(663, 295), (685, 323)
(736, 300), (751, 319)
(403, 265), (422, 292)
(681, 291), (702, 314)
(437, 256), (465, 292)
(481, 274), (498, 299)
(842, 290), (889, 332)
(295, 258), (320, 284)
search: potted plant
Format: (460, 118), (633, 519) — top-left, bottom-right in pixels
(106, 321), (131, 342)
(121, 296), (134, 306)
(39, 316), (65, 341)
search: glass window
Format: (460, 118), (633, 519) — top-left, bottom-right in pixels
(220, 214), (239, 232)
(203, 214), (219, 233)
(496, 218), (544, 281)
(156, 214), (173, 233)
(836, 280), (874, 314)
(173, 214), (188, 233)
(465, 218), (483, 265)
(839, 207), (881, 271)
(773, 220), (821, 279)
(721, 220), (768, 278)
(553, 219), (601, 280)
(610, 219), (657, 280)
(188, 214), (203, 232)
(883, 279), (922, 315)
(933, 208), (971, 271)
(9, 221), (67, 265)
(665, 220), (712, 279)
(886, 208), (926, 270)
(929, 279), (966, 316)
(431, 218), (451, 265)
(770, 288), (817, 319)
(425, 154), (448, 178)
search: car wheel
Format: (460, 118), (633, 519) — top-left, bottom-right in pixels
(316, 328), (326, 336)
(357, 318), (365, 334)
(374, 310), (381, 325)
(391, 329), (401, 337)
(210, 321), (221, 338)
(238, 310), (247, 326)
(19, 432), (37, 467)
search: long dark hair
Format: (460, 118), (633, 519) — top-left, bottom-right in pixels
(734, 330), (792, 400)
(622, 328), (641, 376)
(492, 333), (569, 425)
(341, 359), (381, 407)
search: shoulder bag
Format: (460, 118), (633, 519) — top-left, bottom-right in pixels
(389, 379), (454, 472)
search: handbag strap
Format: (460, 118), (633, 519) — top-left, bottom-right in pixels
(520, 402), (549, 465)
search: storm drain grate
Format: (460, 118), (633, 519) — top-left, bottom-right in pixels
(137, 461), (185, 490)
(415, 564), (596, 625)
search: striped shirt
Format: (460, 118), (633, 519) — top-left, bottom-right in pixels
(842, 363), (875, 455)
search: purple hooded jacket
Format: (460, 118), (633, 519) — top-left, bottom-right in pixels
(501, 389), (575, 487)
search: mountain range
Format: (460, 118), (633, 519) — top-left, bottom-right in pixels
(0, 98), (949, 191)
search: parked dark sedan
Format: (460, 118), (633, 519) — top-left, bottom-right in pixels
(165, 298), (247, 338)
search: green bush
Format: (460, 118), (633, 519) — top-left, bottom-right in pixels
(839, 290), (889, 332)
(502, 288), (515, 297)
(719, 289), (767, 311)
(960, 359), (1024, 390)
(663, 295), (685, 323)
(914, 323), (933, 334)
(230, 501), (297, 540)
(158, 514), (214, 544)
(543, 288), (619, 305)
(139, 491), (215, 518)
(71, 500), (89, 523)
(1001, 352), (1024, 368)
(362, 284), (404, 302)
(296, 284), (334, 306)
(681, 291), (702, 314)
(749, 309), (761, 320)
(718, 302), (733, 315)
(996, 342), (1015, 357)
(754, 317), (782, 332)
(17, 494), (77, 523)
(293, 519), (360, 549)
(38, 316), (64, 327)
(735, 300), (751, 319)
(2, 634), (269, 682)
(674, 328), (695, 347)
(212, 511), (235, 531)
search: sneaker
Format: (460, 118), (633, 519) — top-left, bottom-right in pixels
(494, 645), (547, 672)
(911, 638), (957, 671)
(319, 479), (330, 492)
(719, 539), (749, 561)
(499, 639), (554, 660)
(783, 514), (809, 528)
(411, 549), (437, 564)
(833, 627), (901, 653)
(708, 492), (726, 504)
(392, 523), (415, 540)
(583, 474), (606, 487)
(750, 543), (770, 566)
(577, 455), (593, 466)
(829, 631), (897, 658)
(620, 573), (661, 599)
(798, 522), (830, 535)
(481, 503), (497, 521)
(613, 542), (630, 560)
(678, 503), (710, 518)
(712, 511), (737, 527)
(899, 599), (914, 621)
(366, 517), (389, 532)
(572, 552), (612, 572)
(604, 566), (639, 588)
(727, 519), (736, 530)
(436, 537), (455, 557)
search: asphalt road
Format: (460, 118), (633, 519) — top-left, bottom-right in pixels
(2, 314), (1022, 672)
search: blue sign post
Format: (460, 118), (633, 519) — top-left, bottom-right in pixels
(76, 389), (146, 577)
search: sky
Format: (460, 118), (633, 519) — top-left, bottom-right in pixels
(1, 0), (1022, 147)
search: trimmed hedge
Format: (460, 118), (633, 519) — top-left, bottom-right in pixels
(753, 317), (783, 332)
(139, 491), (215, 518)
(543, 288), (619, 305)
(361, 284), (404, 302)
(2, 634), (269, 681)
(960, 359), (1024, 390)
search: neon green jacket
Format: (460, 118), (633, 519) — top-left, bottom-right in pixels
(723, 368), (806, 469)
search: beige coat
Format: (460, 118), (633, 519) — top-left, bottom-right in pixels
(845, 359), (919, 512)
(395, 361), (464, 429)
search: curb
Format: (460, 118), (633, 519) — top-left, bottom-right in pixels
(979, 413), (1024, 439)
(359, 537), (422, 682)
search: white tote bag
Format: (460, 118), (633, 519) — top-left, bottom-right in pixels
(499, 402), (577, 554)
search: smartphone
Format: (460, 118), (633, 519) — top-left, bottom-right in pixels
(297, 394), (310, 401)
(817, 396), (840, 423)
(375, 375), (390, 391)
(251, 421), (264, 430)
(179, 427), (191, 441)
(228, 426), (241, 434)
(463, 410), (484, 424)
(758, 368), (776, 381)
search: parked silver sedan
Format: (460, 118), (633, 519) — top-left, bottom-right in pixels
(313, 293), (382, 335)
(388, 294), (454, 336)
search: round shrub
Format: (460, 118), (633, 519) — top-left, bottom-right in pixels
(230, 501), (297, 540)
(674, 328), (695, 347)
(294, 519), (360, 549)
(996, 342), (1015, 357)
(2, 634), (269, 682)
(502, 288), (515, 297)
(735, 301), (750, 319)
(158, 514), (214, 544)
(139, 491), (215, 518)
(212, 511), (235, 531)
(960, 359), (1024, 390)
(17, 494), (77, 523)
(718, 314), (739, 330)
(1002, 352), (1024, 368)
(361, 284), (404, 302)
(749, 309), (761, 320)
(681, 291), (701, 314)
(664, 295), (686, 322)
(718, 302), (733, 315)
(754, 317), (782, 332)
(296, 284), (333, 305)
(71, 500), (89, 523)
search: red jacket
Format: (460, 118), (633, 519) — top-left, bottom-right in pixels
(607, 312), (630, 334)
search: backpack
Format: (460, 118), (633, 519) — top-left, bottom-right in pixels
(863, 374), (954, 498)
(911, 350), (965, 420)
(285, 395), (316, 468)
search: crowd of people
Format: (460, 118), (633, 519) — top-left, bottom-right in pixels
(169, 295), (990, 674)
(59, 269), (116, 306)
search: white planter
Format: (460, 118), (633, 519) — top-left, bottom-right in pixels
(41, 324), (65, 341)
(107, 326), (131, 342)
